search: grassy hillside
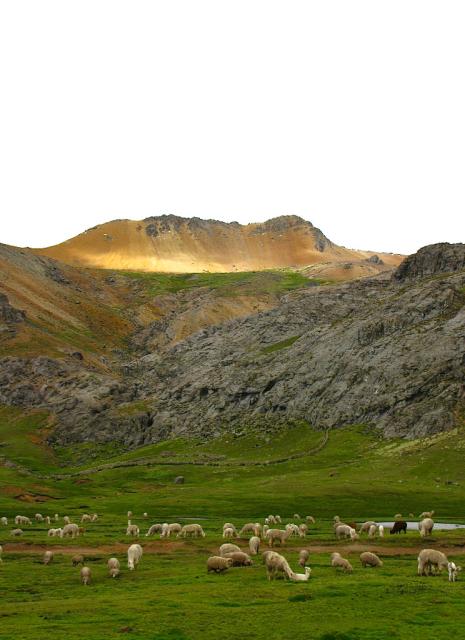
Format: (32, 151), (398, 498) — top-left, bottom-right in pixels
(1, 405), (465, 518)
(2, 406), (465, 519)
(1, 407), (465, 639)
(118, 269), (312, 297)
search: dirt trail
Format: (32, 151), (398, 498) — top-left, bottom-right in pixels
(4, 540), (465, 557)
(308, 542), (465, 556)
(3, 541), (187, 555)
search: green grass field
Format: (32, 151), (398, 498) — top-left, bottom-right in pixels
(117, 269), (313, 298)
(1, 406), (465, 639)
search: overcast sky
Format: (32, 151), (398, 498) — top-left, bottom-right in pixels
(1, 1), (464, 255)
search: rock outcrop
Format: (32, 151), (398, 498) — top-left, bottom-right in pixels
(0, 293), (25, 325)
(393, 243), (465, 281)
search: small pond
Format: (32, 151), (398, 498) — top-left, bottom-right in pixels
(379, 521), (465, 530)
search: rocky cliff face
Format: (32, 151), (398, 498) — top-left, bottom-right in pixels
(0, 242), (463, 448)
(393, 243), (465, 281)
(118, 246), (464, 444)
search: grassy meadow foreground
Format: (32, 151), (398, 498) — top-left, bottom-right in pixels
(1, 407), (465, 639)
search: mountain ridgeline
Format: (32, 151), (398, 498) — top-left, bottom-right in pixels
(34, 214), (402, 275)
(0, 215), (464, 450)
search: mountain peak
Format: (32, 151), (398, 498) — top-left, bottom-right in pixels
(34, 215), (403, 274)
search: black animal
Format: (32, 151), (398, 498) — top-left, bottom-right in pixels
(390, 520), (407, 534)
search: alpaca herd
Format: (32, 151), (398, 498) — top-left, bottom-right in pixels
(0, 509), (462, 586)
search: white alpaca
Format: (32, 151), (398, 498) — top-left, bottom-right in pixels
(291, 566), (312, 581)
(108, 557), (121, 578)
(127, 543), (143, 570)
(448, 561), (461, 582)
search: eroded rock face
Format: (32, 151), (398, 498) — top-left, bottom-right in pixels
(393, 243), (465, 281)
(122, 269), (464, 443)
(0, 243), (464, 447)
(145, 215), (235, 238)
(0, 293), (25, 324)
(366, 255), (384, 265)
(0, 356), (149, 446)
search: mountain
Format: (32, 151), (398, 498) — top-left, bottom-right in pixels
(1, 236), (464, 448)
(34, 214), (403, 274)
(0, 243), (300, 362)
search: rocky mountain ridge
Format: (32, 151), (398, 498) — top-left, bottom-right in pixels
(34, 214), (403, 274)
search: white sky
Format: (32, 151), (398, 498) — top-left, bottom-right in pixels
(0, 1), (464, 255)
